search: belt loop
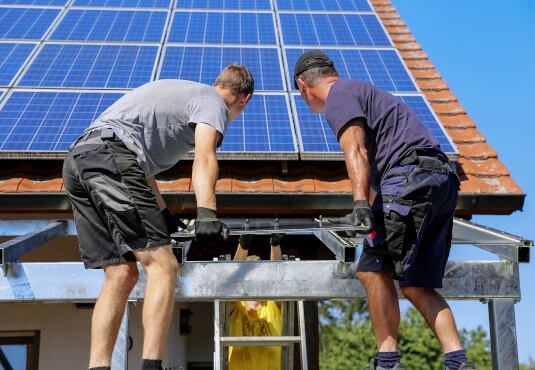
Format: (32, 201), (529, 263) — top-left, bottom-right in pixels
(399, 150), (419, 166)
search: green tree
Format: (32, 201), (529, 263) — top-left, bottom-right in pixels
(319, 301), (496, 369)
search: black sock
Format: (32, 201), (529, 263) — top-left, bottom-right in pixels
(444, 349), (468, 370)
(377, 351), (401, 368)
(89, 367), (111, 370)
(142, 359), (163, 370)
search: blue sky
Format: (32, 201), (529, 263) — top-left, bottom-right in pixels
(391, 0), (535, 363)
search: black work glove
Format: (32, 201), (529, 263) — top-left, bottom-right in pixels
(161, 208), (187, 234)
(195, 207), (229, 244)
(328, 200), (375, 237)
(270, 233), (285, 246)
(239, 234), (254, 250)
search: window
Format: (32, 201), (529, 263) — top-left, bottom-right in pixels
(0, 331), (39, 370)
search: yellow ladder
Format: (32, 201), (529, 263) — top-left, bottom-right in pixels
(213, 300), (308, 370)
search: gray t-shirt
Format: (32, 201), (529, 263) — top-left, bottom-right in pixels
(87, 79), (228, 177)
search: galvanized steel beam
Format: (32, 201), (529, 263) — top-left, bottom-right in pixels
(488, 299), (519, 369)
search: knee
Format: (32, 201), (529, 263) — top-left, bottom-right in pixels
(105, 263), (139, 289)
(399, 286), (425, 300)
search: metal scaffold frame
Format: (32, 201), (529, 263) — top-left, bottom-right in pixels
(0, 217), (532, 370)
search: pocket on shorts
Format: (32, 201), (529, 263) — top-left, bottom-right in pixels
(365, 195), (413, 258)
(73, 143), (119, 180)
(88, 175), (146, 243)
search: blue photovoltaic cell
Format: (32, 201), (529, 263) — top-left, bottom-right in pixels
(276, 0), (371, 11)
(292, 94), (456, 155)
(73, 0), (171, 7)
(292, 96), (340, 154)
(0, 0), (67, 5)
(398, 95), (455, 154)
(168, 12), (276, 45)
(279, 13), (390, 46)
(0, 43), (37, 86)
(18, 44), (158, 88)
(219, 94), (296, 153)
(160, 46), (283, 91)
(286, 48), (416, 92)
(0, 91), (124, 151)
(50, 10), (168, 42)
(176, 0), (271, 9)
(0, 8), (60, 40)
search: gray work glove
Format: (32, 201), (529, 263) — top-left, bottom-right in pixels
(195, 207), (229, 244)
(328, 200), (375, 237)
(239, 234), (254, 250)
(270, 233), (285, 246)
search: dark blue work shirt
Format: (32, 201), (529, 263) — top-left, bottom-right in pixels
(324, 78), (442, 190)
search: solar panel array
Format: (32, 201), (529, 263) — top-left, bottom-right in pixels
(0, 0), (457, 159)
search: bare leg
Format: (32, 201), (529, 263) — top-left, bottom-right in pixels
(134, 244), (179, 360)
(400, 286), (463, 353)
(358, 271), (400, 352)
(89, 262), (139, 368)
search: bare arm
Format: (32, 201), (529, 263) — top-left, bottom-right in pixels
(192, 123), (222, 210)
(337, 118), (370, 202)
(147, 176), (166, 210)
(270, 243), (283, 309)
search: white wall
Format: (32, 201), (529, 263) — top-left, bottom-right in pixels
(0, 301), (215, 370)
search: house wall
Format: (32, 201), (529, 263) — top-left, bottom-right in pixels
(0, 301), (214, 369)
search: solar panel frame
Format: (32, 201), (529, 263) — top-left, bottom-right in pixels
(0, 42), (38, 87)
(15, 43), (160, 89)
(48, 9), (170, 42)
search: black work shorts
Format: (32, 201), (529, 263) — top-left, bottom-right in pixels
(62, 132), (170, 269)
(357, 155), (459, 288)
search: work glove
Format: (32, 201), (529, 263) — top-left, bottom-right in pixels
(270, 233), (285, 246)
(195, 207), (229, 244)
(161, 208), (187, 235)
(239, 234), (254, 250)
(328, 200), (375, 237)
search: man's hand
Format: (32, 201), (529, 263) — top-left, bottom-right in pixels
(270, 233), (285, 246)
(239, 234), (254, 250)
(328, 200), (375, 237)
(161, 208), (186, 234)
(195, 207), (229, 244)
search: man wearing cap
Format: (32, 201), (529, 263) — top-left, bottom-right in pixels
(293, 50), (474, 370)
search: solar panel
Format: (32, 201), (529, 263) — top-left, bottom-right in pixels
(49, 10), (169, 42)
(168, 12), (277, 45)
(0, 43), (37, 86)
(0, 8), (61, 40)
(0, 0), (458, 159)
(285, 48), (417, 92)
(159, 46), (284, 91)
(0, 90), (124, 153)
(278, 13), (390, 46)
(218, 93), (297, 159)
(176, 0), (271, 10)
(0, 0), (67, 5)
(276, 0), (371, 11)
(292, 93), (456, 159)
(17, 44), (159, 88)
(72, 0), (171, 7)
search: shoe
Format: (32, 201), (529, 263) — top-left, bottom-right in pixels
(444, 363), (476, 370)
(365, 358), (406, 370)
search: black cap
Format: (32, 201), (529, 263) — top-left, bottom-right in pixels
(293, 50), (334, 89)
